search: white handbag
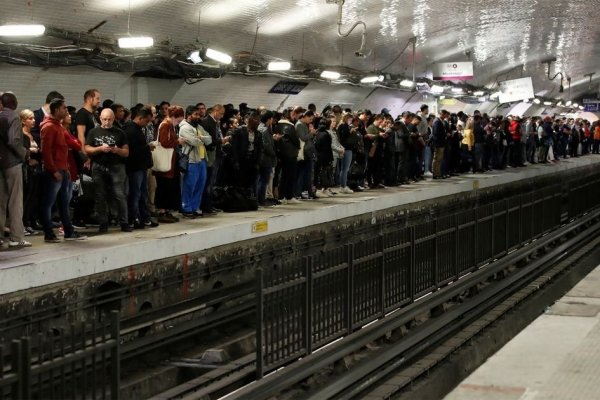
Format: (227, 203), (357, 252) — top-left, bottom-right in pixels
(151, 127), (174, 172)
(297, 139), (305, 161)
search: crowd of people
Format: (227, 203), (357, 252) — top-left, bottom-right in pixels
(1, 88), (599, 250)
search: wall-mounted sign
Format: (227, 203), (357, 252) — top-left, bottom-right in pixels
(584, 103), (598, 112)
(498, 77), (535, 104)
(269, 80), (309, 95)
(583, 98), (599, 104)
(432, 62), (474, 81)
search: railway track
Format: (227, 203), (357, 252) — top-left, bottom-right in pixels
(218, 208), (600, 400)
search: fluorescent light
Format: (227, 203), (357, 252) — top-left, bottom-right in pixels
(478, 97), (487, 102)
(361, 75), (380, 84)
(579, 106), (584, 110)
(473, 91), (485, 96)
(205, 48), (232, 64)
(544, 101), (552, 106)
(522, 98), (530, 103)
(439, 95), (446, 100)
(572, 103), (579, 108)
(400, 79), (414, 87)
(268, 61), (291, 71)
(431, 85), (444, 94)
(188, 50), (203, 64)
(533, 98), (541, 104)
(0, 24), (45, 36)
(490, 91), (501, 99)
(451, 87), (463, 94)
(565, 100), (572, 106)
(321, 70), (341, 80)
(118, 36), (153, 48)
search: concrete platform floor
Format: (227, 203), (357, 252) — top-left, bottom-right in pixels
(444, 264), (600, 400)
(1, 155), (599, 296)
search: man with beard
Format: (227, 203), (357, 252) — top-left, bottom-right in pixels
(179, 105), (212, 218)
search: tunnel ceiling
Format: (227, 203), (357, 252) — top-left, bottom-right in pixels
(1, 0), (599, 101)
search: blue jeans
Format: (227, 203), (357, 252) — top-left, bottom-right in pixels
(128, 170), (149, 224)
(339, 150), (353, 187)
(181, 161), (207, 213)
(41, 170), (73, 239)
(423, 146), (432, 173)
(256, 166), (273, 204)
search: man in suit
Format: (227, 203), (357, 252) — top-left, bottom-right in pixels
(200, 104), (229, 214)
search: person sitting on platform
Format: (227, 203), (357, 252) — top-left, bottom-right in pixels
(85, 108), (130, 233)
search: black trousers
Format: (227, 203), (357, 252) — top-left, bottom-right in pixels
(279, 157), (297, 200)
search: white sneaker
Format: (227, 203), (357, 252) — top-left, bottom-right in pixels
(424, 171), (433, 177)
(280, 199), (288, 205)
(341, 186), (354, 194)
(357, 185), (366, 191)
(9, 240), (32, 248)
(329, 188), (338, 195)
(319, 189), (331, 198)
(289, 198), (302, 204)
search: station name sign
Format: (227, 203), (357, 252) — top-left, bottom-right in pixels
(432, 62), (474, 81)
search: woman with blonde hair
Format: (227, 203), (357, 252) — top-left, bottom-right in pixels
(20, 109), (42, 234)
(460, 117), (474, 173)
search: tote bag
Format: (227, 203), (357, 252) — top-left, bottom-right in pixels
(151, 127), (174, 172)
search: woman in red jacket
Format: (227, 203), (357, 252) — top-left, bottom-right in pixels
(154, 106), (186, 223)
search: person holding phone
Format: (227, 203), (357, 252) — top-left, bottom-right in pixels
(85, 108), (130, 233)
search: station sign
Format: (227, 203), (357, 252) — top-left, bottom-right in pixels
(432, 62), (474, 81)
(498, 77), (535, 104)
(584, 103), (598, 112)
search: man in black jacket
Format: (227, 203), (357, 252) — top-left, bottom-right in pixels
(123, 107), (157, 229)
(231, 111), (262, 192)
(200, 104), (227, 214)
(274, 107), (301, 203)
(432, 110), (449, 179)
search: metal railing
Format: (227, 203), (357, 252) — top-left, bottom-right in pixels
(255, 181), (591, 378)
(0, 311), (120, 400)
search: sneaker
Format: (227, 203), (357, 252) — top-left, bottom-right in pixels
(98, 224), (109, 233)
(340, 186), (354, 194)
(193, 211), (203, 217)
(327, 188), (337, 196)
(319, 189), (331, 198)
(288, 198), (302, 204)
(120, 223), (133, 232)
(280, 199), (289, 205)
(45, 236), (61, 243)
(166, 213), (179, 222)
(24, 226), (36, 235)
(72, 222), (87, 230)
(424, 171), (433, 177)
(357, 185), (366, 191)
(158, 213), (175, 223)
(64, 232), (87, 241)
(143, 220), (159, 228)
(181, 212), (197, 219)
(8, 240), (32, 248)
(133, 220), (145, 230)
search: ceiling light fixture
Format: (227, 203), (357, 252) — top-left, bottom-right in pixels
(579, 106), (585, 110)
(473, 91), (485, 96)
(565, 100), (572, 106)
(118, 36), (153, 49)
(451, 87), (463, 94)
(431, 85), (444, 94)
(439, 95), (446, 100)
(0, 24), (45, 36)
(118, 0), (153, 49)
(490, 91), (501, 99)
(400, 79), (414, 87)
(267, 61), (291, 71)
(544, 101), (552, 106)
(321, 70), (341, 80)
(572, 103), (578, 108)
(361, 75), (383, 84)
(533, 98), (541, 104)
(187, 50), (203, 64)
(205, 48), (232, 64)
